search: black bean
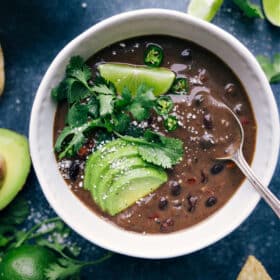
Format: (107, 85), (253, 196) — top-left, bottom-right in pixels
(158, 197), (168, 210)
(210, 163), (224, 175)
(160, 218), (174, 232)
(69, 161), (80, 181)
(203, 113), (213, 129)
(169, 181), (181, 196)
(187, 195), (198, 212)
(194, 94), (205, 106)
(166, 218), (174, 226)
(205, 196), (217, 207)
(200, 134), (215, 149)
(181, 48), (192, 58)
(233, 103), (243, 115)
(224, 83), (236, 95)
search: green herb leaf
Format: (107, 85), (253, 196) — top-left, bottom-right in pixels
(98, 94), (114, 116)
(117, 130), (184, 168)
(92, 83), (116, 96)
(233, 0), (264, 19)
(45, 258), (84, 280)
(66, 56), (92, 87)
(67, 104), (89, 127)
(128, 84), (156, 121)
(112, 113), (131, 133)
(0, 197), (29, 226)
(55, 119), (104, 158)
(257, 54), (280, 83)
(0, 197), (30, 249)
(115, 87), (132, 109)
(51, 56), (93, 103)
(45, 253), (113, 280)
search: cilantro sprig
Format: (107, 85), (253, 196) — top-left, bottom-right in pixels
(257, 54), (280, 84)
(53, 56), (179, 159)
(116, 130), (183, 169)
(0, 197), (112, 279)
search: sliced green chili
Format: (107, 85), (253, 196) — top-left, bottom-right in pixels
(171, 78), (189, 94)
(164, 115), (178, 131)
(144, 44), (164, 67)
(154, 96), (174, 116)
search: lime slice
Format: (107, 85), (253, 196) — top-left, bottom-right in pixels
(263, 0), (280, 26)
(187, 0), (223, 21)
(98, 63), (175, 96)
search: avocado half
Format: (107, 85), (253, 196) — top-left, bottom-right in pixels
(0, 129), (31, 210)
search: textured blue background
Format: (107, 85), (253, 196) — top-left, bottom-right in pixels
(0, 0), (279, 279)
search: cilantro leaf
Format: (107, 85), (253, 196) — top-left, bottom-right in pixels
(129, 102), (150, 121)
(112, 113), (130, 133)
(92, 83), (115, 95)
(45, 253), (113, 280)
(115, 87), (132, 109)
(98, 94), (114, 116)
(0, 196), (29, 226)
(66, 56), (92, 88)
(117, 130), (184, 168)
(233, 0), (264, 19)
(257, 54), (280, 83)
(128, 84), (156, 121)
(45, 258), (84, 280)
(67, 104), (89, 127)
(55, 119), (104, 158)
(51, 56), (92, 103)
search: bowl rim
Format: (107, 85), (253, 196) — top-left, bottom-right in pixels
(29, 8), (280, 259)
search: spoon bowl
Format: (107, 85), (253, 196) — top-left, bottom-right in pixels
(215, 103), (280, 218)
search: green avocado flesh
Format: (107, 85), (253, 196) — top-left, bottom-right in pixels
(0, 129), (31, 210)
(84, 139), (167, 216)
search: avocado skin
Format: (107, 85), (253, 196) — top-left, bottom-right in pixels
(0, 129), (31, 210)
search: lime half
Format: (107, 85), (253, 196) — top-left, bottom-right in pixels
(98, 63), (175, 96)
(263, 0), (280, 26)
(187, 0), (223, 21)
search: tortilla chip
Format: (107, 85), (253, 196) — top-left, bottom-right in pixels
(237, 255), (272, 280)
(0, 44), (5, 96)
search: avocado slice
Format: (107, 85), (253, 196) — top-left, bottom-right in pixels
(85, 140), (139, 201)
(97, 156), (147, 210)
(0, 129), (31, 210)
(105, 167), (167, 216)
(84, 139), (126, 191)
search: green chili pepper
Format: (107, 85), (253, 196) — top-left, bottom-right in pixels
(154, 96), (174, 116)
(171, 78), (189, 94)
(164, 115), (178, 131)
(144, 44), (164, 67)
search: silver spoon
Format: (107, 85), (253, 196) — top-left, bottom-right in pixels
(216, 104), (280, 218)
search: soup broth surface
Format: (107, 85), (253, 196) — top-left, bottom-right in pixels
(54, 36), (256, 233)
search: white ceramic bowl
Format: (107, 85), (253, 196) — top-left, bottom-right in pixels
(29, 9), (280, 259)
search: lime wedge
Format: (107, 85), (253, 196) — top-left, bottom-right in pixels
(263, 0), (280, 26)
(98, 63), (175, 96)
(187, 0), (223, 21)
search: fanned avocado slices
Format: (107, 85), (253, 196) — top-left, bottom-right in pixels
(84, 139), (167, 215)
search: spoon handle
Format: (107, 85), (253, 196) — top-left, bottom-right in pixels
(232, 149), (280, 218)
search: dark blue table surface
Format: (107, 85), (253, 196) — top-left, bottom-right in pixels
(0, 0), (279, 279)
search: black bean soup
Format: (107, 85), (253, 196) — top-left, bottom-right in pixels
(54, 36), (256, 233)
